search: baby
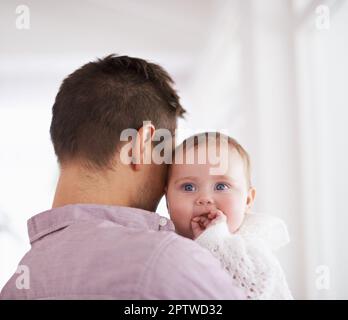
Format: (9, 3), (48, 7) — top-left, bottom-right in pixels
(165, 132), (293, 299)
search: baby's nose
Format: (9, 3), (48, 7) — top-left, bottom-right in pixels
(196, 197), (214, 206)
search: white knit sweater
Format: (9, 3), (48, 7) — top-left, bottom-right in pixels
(195, 213), (293, 299)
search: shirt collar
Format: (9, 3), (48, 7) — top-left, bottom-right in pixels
(27, 203), (175, 244)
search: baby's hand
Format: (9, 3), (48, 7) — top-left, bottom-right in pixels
(191, 209), (226, 239)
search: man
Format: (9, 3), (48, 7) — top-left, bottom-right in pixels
(0, 55), (243, 299)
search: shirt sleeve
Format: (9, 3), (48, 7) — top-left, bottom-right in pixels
(137, 233), (245, 300)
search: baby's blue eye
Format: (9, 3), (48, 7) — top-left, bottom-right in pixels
(182, 183), (196, 192)
(215, 183), (229, 191)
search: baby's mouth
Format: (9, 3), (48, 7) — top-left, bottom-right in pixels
(193, 207), (217, 217)
(193, 212), (209, 218)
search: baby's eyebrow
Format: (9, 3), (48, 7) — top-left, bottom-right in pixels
(212, 175), (235, 181)
(174, 176), (199, 184)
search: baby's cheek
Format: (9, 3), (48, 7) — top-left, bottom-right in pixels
(168, 199), (193, 236)
(171, 213), (192, 238)
(227, 212), (245, 233)
(219, 195), (242, 212)
(219, 196), (246, 232)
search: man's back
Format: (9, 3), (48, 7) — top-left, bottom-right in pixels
(0, 204), (243, 299)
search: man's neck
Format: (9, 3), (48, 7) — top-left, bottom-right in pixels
(52, 163), (133, 209)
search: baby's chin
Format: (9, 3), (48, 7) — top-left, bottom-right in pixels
(227, 219), (244, 234)
(178, 228), (194, 240)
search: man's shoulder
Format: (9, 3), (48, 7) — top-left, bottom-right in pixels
(96, 224), (221, 278)
(132, 231), (244, 299)
(151, 231), (220, 269)
(117, 227), (211, 260)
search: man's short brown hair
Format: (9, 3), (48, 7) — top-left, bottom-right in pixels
(50, 54), (186, 169)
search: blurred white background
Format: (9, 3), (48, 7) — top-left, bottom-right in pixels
(1, 0), (347, 299)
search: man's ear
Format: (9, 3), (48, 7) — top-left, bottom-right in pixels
(132, 122), (156, 171)
(246, 187), (256, 212)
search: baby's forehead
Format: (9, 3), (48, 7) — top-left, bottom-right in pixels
(171, 142), (242, 166)
(168, 147), (245, 180)
(167, 134), (251, 187)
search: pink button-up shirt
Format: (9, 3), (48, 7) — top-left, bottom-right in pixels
(0, 204), (244, 299)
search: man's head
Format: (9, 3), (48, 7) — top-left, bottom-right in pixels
(50, 54), (185, 211)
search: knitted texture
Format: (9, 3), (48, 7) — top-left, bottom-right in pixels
(195, 213), (293, 299)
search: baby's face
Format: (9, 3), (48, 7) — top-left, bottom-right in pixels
(166, 145), (254, 239)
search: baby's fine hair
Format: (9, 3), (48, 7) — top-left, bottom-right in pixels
(171, 132), (252, 188)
